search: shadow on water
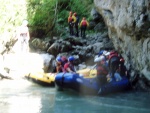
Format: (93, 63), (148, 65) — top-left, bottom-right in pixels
(0, 80), (150, 113)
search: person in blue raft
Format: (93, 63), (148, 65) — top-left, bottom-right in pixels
(64, 56), (76, 73)
(94, 55), (109, 86)
(96, 50), (124, 84)
(55, 56), (68, 73)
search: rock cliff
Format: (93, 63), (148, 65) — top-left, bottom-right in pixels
(94, 0), (150, 81)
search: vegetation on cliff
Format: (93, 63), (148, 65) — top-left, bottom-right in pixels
(0, 0), (94, 39)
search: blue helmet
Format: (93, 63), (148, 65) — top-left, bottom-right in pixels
(68, 56), (75, 62)
(98, 50), (104, 57)
(56, 56), (62, 62)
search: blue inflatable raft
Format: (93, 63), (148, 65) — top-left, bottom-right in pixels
(55, 73), (131, 95)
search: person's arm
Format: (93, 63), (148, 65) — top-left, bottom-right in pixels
(66, 67), (74, 73)
(86, 21), (89, 27)
(64, 63), (75, 73)
(56, 66), (60, 73)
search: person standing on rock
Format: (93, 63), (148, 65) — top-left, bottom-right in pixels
(17, 20), (30, 53)
(80, 17), (89, 38)
(72, 12), (79, 37)
(68, 11), (74, 36)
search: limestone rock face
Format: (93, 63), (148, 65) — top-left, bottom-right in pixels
(94, 0), (150, 77)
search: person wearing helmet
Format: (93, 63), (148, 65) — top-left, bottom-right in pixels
(98, 50), (105, 57)
(64, 56), (76, 73)
(108, 50), (120, 78)
(55, 56), (68, 73)
(17, 19), (30, 52)
(97, 50), (110, 67)
(61, 56), (68, 67)
(55, 56), (63, 73)
(94, 56), (109, 86)
(68, 11), (74, 36)
(79, 17), (89, 38)
(72, 12), (79, 37)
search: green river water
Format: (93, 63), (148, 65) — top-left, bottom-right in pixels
(0, 79), (150, 113)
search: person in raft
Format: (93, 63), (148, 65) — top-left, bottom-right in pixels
(64, 56), (76, 73)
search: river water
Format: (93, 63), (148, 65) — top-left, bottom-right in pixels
(0, 79), (150, 113)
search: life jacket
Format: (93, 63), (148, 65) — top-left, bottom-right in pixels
(109, 51), (118, 60)
(68, 16), (73, 23)
(61, 56), (68, 67)
(81, 20), (87, 26)
(96, 64), (108, 76)
(72, 15), (77, 23)
(64, 62), (75, 72)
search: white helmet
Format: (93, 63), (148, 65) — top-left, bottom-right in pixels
(104, 52), (110, 56)
(22, 20), (28, 26)
(94, 56), (105, 62)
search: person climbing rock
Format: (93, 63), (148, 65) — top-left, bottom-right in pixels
(80, 17), (89, 38)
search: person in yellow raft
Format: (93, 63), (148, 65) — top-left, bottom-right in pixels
(79, 17), (89, 38)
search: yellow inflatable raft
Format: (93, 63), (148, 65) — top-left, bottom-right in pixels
(25, 72), (56, 86)
(25, 68), (97, 86)
(77, 68), (97, 78)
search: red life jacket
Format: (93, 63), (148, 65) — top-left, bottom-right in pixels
(82, 20), (87, 26)
(109, 51), (118, 60)
(68, 16), (73, 23)
(97, 65), (108, 76)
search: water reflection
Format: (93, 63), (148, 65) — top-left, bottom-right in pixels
(0, 80), (150, 113)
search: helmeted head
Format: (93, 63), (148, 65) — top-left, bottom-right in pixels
(74, 12), (77, 16)
(22, 20), (28, 26)
(56, 56), (62, 62)
(103, 51), (110, 56)
(68, 56), (75, 62)
(94, 56), (105, 64)
(98, 50), (104, 57)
